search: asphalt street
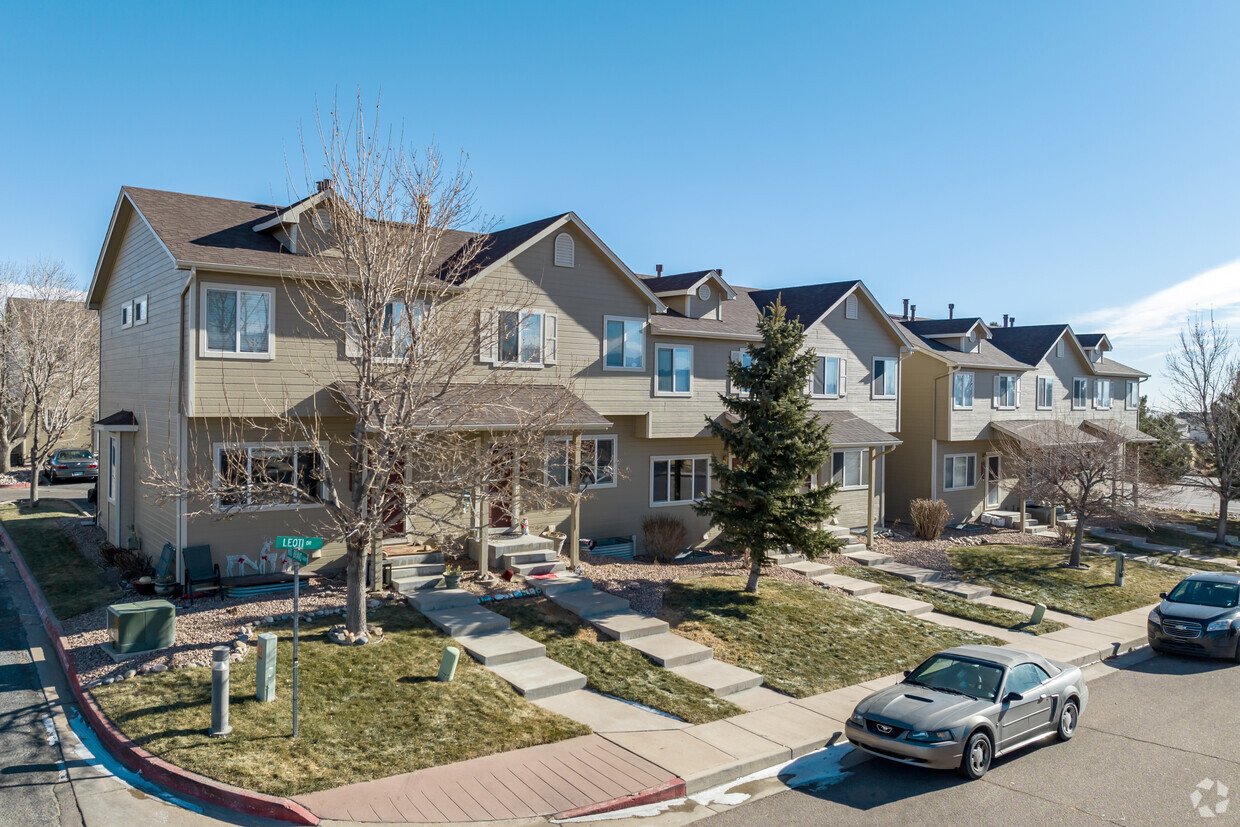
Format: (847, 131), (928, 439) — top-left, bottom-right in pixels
(0, 478), (96, 512)
(702, 653), (1240, 826)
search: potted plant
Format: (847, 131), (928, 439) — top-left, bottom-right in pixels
(154, 573), (176, 596)
(540, 528), (567, 556)
(443, 565), (462, 589)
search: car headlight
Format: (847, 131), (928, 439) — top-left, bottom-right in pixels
(1147, 609), (1161, 626)
(906, 729), (953, 743)
(1206, 619), (1234, 633)
(850, 710), (865, 725)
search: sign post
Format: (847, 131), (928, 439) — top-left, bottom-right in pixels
(276, 536), (322, 739)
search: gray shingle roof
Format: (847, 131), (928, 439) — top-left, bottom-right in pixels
(990, 420), (1102, 446)
(747, 281), (860, 328)
(903, 318), (987, 337)
(897, 322), (1029, 370)
(1082, 419), (1156, 443)
(1076, 333), (1106, 348)
(987, 324), (1070, 366)
(641, 270), (717, 293)
(649, 286), (764, 339)
(724, 408), (899, 447)
(342, 383), (610, 431)
(1090, 358), (1148, 378)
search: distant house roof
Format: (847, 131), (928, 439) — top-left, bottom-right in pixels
(642, 270), (717, 292)
(1076, 333), (1110, 349)
(1090, 358), (1148, 379)
(1082, 419), (1156, 443)
(897, 322), (1029, 370)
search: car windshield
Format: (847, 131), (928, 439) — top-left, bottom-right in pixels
(905, 654), (1004, 701)
(58, 450), (94, 460)
(1166, 580), (1240, 609)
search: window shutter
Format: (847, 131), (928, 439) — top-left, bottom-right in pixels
(554, 233), (575, 267)
(839, 358), (847, 396)
(993, 375), (1000, 407)
(1014, 376), (1021, 408)
(845, 294), (858, 319)
(479, 308), (497, 364)
(544, 313), (558, 364)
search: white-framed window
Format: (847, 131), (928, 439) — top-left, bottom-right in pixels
(655, 344), (693, 396)
(201, 284), (274, 358)
(1072, 377), (1089, 410)
(346, 299), (426, 360)
(213, 442), (327, 511)
(499, 308), (546, 366)
(554, 232), (575, 267)
(107, 436), (118, 504)
(1056, 339), (1065, 358)
(546, 435), (617, 488)
(1126, 380), (1140, 410)
(952, 372), (974, 410)
(994, 374), (1020, 409)
(811, 354), (843, 397)
(831, 449), (869, 489)
(603, 316), (645, 370)
(729, 350), (753, 397)
(872, 356), (898, 399)
(133, 294), (149, 326)
(1094, 378), (1112, 410)
(1036, 376), (1054, 410)
(844, 294), (858, 319)
(943, 453), (977, 491)
(651, 455), (709, 506)
(121, 301), (133, 330)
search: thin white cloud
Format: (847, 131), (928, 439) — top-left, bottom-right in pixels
(1073, 258), (1240, 411)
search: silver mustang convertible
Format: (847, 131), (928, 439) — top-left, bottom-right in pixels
(844, 645), (1088, 779)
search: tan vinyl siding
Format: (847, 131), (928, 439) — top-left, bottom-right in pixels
(886, 351), (943, 521)
(96, 211), (181, 556)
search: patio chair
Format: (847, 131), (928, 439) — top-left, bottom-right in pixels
(183, 545), (222, 605)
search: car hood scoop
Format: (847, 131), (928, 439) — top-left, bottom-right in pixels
(860, 684), (990, 730)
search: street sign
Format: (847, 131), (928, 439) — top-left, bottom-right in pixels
(276, 536), (324, 552)
(285, 547), (310, 567)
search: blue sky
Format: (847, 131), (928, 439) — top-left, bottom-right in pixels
(3, 1), (1239, 404)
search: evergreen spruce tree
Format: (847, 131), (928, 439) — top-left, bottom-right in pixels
(694, 299), (842, 593)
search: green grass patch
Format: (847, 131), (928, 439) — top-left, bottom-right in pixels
(492, 597), (741, 724)
(1120, 523), (1239, 561)
(0, 500), (122, 619)
(1098, 530), (1237, 574)
(839, 566), (1066, 635)
(90, 607), (589, 797)
(659, 576), (1004, 698)
(1167, 512), (1240, 543)
(948, 544), (1183, 620)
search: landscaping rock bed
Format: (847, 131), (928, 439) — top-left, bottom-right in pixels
(871, 524), (1059, 577)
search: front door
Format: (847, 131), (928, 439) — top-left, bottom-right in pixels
(985, 455), (1001, 509)
(107, 436), (120, 542)
(488, 449), (513, 528)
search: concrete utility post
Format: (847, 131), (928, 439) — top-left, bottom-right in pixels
(570, 431), (582, 569)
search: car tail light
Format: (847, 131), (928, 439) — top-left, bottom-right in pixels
(55, 465), (68, 470)
(89, 463), (98, 469)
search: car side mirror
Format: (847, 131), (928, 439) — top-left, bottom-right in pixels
(1159, 592), (1168, 599)
(1003, 691), (1023, 703)
(903, 670), (912, 678)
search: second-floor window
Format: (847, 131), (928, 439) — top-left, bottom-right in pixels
(729, 350), (752, 396)
(1126, 380), (1139, 410)
(953, 372), (974, 409)
(1072, 377), (1089, 410)
(811, 355), (843, 397)
(347, 300), (425, 360)
(499, 309), (546, 365)
(656, 344), (692, 395)
(1094, 378), (1112, 410)
(603, 316), (645, 369)
(204, 286), (273, 357)
(872, 357), (897, 399)
(994, 374), (1019, 409)
(1036, 376), (1054, 410)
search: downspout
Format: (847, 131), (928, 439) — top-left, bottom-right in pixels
(176, 268), (195, 584)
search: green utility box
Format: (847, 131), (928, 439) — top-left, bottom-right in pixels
(101, 599), (176, 661)
(255, 633), (277, 702)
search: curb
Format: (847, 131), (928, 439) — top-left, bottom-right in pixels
(0, 521), (320, 826)
(553, 777), (688, 820)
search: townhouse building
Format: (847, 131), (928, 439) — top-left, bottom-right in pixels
(87, 185), (911, 579)
(886, 313), (1151, 523)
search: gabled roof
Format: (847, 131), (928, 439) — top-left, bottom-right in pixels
(88, 188), (665, 313)
(1076, 333), (1112, 350)
(987, 324), (1077, 366)
(649, 286), (763, 340)
(641, 270), (737, 300)
(900, 323), (1031, 370)
(748, 280), (860, 328)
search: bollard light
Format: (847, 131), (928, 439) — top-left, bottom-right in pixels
(209, 645), (232, 737)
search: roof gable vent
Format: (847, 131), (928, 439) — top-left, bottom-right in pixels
(844, 294), (858, 320)
(554, 232), (575, 268)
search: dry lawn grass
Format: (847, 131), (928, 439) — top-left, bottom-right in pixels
(90, 607), (589, 796)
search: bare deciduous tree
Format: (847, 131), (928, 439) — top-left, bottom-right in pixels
(146, 96), (589, 637)
(0, 268), (31, 473)
(9, 261), (99, 507)
(1165, 315), (1240, 545)
(997, 421), (1143, 568)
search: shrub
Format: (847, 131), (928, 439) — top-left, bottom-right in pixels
(642, 514), (688, 564)
(113, 549), (153, 580)
(910, 499), (952, 540)
(99, 543), (123, 565)
(1054, 521), (1075, 547)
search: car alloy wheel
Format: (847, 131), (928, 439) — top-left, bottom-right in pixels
(1057, 700), (1078, 741)
(958, 731), (992, 779)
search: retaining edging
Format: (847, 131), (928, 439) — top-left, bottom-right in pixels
(0, 521), (320, 826)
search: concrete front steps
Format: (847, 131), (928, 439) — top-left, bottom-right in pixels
(813, 573), (881, 596)
(470, 533), (569, 577)
(872, 561), (993, 601)
(545, 575), (765, 698)
(873, 562), (940, 583)
(842, 548), (893, 566)
(388, 551), (446, 593)
(407, 586), (587, 701)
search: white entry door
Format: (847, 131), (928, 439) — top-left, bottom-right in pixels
(985, 455), (1001, 509)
